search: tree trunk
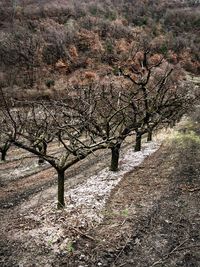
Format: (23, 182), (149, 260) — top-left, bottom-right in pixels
(1, 150), (6, 161)
(147, 130), (152, 142)
(57, 169), (65, 209)
(38, 157), (45, 164)
(110, 144), (120, 172)
(135, 132), (142, 152)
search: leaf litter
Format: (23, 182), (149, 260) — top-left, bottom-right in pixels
(14, 141), (161, 254)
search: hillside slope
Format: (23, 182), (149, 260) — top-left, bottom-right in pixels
(0, 0), (199, 99)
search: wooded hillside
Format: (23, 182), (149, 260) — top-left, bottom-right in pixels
(0, 0), (199, 100)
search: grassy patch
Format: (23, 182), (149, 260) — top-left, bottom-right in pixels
(173, 130), (200, 147)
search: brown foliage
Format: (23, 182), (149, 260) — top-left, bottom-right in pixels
(0, 0), (199, 93)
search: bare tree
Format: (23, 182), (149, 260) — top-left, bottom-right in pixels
(0, 87), (26, 161)
(0, 110), (12, 161)
(119, 50), (192, 151)
(17, 103), (56, 164)
(3, 98), (109, 208)
(67, 83), (136, 171)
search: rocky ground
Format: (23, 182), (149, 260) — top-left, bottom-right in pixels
(0, 117), (199, 267)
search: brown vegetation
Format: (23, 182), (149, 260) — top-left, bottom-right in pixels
(0, 0), (199, 97)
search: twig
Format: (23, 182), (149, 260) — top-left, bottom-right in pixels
(119, 262), (127, 267)
(112, 236), (131, 266)
(174, 244), (200, 251)
(120, 218), (128, 226)
(68, 225), (95, 241)
(188, 187), (200, 192)
(150, 239), (189, 267)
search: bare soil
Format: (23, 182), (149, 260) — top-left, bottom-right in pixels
(0, 139), (135, 211)
(0, 124), (199, 267)
(66, 127), (200, 267)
